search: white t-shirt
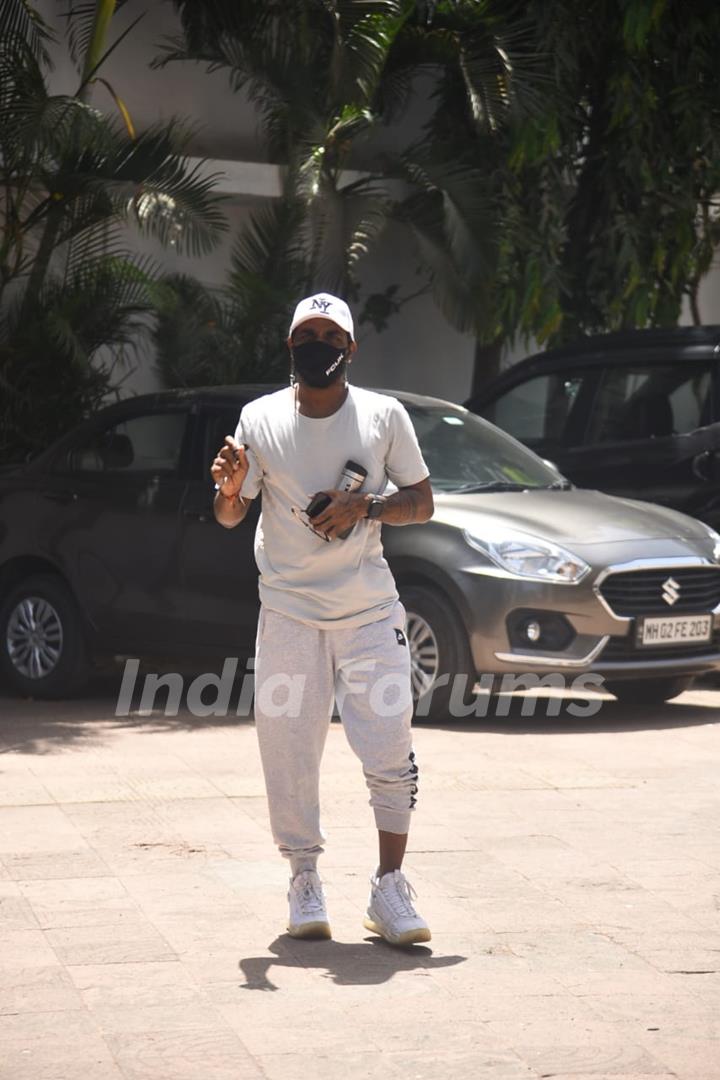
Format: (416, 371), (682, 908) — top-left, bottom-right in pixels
(233, 385), (430, 628)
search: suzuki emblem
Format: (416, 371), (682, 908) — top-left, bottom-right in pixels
(662, 577), (680, 606)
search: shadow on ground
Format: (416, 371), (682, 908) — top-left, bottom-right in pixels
(238, 935), (466, 991)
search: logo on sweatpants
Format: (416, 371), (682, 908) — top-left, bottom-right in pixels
(394, 628), (407, 647)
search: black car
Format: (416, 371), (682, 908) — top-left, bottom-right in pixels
(466, 326), (720, 529)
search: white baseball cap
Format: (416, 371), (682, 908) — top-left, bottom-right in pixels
(288, 292), (354, 340)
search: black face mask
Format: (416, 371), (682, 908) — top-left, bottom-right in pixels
(291, 341), (347, 388)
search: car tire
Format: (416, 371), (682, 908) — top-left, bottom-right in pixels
(0, 574), (90, 699)
(399, 584), (475, 721)
(605, 675), (694, 705)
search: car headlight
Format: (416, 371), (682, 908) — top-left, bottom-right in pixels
(463, 528), (590, 584)
(703, 525), (720, 562)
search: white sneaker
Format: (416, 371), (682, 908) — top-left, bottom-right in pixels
(363, 867), (431, 946)
(287, 869), (332, 939)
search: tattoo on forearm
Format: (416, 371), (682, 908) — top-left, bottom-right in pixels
(384, 489), (424, 524)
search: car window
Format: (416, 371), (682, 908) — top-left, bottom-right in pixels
(68, 412), (188, 473)
(204, 409), (243, 466)
(404, 402), (562, 492)
(586, 364), (712, 444)
(484, 372), (585, 446)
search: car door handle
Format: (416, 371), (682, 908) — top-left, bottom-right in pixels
(42, 489), (78, 503)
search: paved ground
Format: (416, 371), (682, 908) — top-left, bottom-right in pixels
(0, 674), (719, 1080)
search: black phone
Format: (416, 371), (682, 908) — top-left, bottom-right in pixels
(305, 492), (332, 518)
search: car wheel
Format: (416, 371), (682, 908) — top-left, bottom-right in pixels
(399, 584), (475, 721)
(605, 676), (694, 705)
(0, 574), (90, 698)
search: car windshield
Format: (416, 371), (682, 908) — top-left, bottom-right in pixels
(403, 400), (565, 494)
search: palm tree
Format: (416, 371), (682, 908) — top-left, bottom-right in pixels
(0, 0), (227, 461)
(152, 0), (546, 386)
(395, 0), (720, 390)
(152, 0), (420, 383)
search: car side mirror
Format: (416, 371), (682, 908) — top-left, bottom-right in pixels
(100, 433), (134, 469)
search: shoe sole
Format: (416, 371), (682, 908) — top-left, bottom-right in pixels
(287, 921), (332, 940)
(363, 915), (431, 946)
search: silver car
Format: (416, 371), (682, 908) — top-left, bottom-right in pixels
(384, 392), (720, 717)
(2, 385), (718, 713)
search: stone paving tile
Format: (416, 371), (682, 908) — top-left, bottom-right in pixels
(479, 927), (661, 975)
(0, 1054), (125, 1080)
(595, 928), (720, 973)
(628, 1033), (720, 1079)
(0, 927), (61, 967)
(0, 964), (84, 1014)
(216, 1006), (379, 1056)
(0, 768), (55, 806)
(0, 888), (38, 932)
(0, 848), (112, 879)
(87, 1001), (234, 1035)
(104, 1028), (264, 1080)
(44, 920), (177, 966)
(1, 686), (719, 1078)
(509, 1039), (672, 1077)
(254, 1051), (407, 1080)
(0, 1009), (122, 1080)
(577, 987), (715, 1027)
(260, 1049), (538, 1080)
(17, 875), (144, 930)
(67, 959), (207, 1009)
(0, 805), (88, 853)
(38, 770), (224, 804)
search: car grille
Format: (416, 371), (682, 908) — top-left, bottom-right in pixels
(601, 629), (720, 662)
(598, 567), (720, 617)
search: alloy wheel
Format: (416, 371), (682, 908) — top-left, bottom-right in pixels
(6, 596), (64, 679)
(405, 610), (440, 699)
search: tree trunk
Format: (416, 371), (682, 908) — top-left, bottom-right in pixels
(80, 0), (117, 100)
(470, 336), (503, 399)
(19, 204), (63, 316)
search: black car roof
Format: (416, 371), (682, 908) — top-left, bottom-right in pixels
(467, 325), (720, 407)
(97, 383), (467, 413)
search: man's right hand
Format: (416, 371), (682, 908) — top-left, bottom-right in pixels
(210, 436), (249, 499)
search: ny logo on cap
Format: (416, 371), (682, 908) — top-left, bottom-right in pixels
(311, 298), (331, 313)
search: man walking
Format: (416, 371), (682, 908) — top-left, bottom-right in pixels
(210, 293), (434, 946)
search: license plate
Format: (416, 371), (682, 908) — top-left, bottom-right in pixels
(638, 614), (713, 647)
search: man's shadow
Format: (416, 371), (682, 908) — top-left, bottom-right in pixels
(239, 935), (466, 991)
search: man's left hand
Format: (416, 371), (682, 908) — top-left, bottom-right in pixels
(308, 490), (367, 539)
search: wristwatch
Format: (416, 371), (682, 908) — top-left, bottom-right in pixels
(365, 494), (386, 520)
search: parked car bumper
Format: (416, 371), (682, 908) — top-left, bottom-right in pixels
(452, 554), (720, 680)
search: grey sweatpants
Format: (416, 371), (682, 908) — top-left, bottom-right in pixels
(253, 600), (419, 873)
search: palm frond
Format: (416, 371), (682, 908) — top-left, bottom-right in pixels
(39, 253), (163, 365)
(395, 144), (499, 333)
(51, 122), (230, 256)
(152, 273), (241, 388)
(61, 218), (131, 277)
(0, 0), (53, 66)
(345, 193), (392, 271)
(129, 150), (229, 257)
(460, 18), (551, 132)
(335, 0), (410, 106)
(229, 198), (308, 302)
(59, 0), (133, 71)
